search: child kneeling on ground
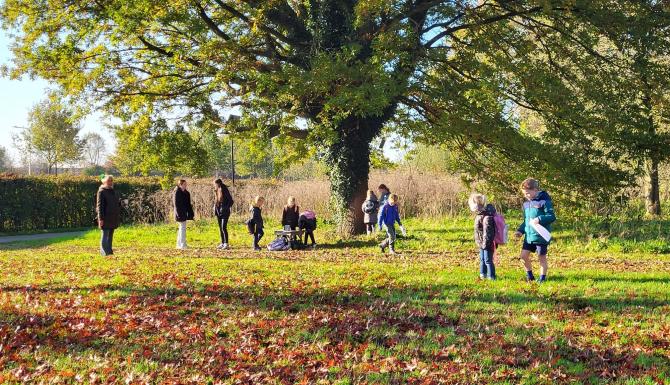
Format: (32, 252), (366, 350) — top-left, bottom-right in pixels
(469, 193), (497, 280)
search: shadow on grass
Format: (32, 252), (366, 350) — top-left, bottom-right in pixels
(0, 280), (667, 382)
(0, 230), (93, 251)
(540, 273), (670, 285)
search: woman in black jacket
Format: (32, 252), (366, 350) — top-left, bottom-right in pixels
(96, 175), (121, 256)
(214, 179), (234, 249)
(173, 179), (194, 250)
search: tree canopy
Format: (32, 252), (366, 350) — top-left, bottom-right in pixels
(3, 0), (670, 233)
(17, 99), (83, 175)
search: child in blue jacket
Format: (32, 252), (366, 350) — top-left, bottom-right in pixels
(514, 178), (556, 282)
(379, 194), (406, 254)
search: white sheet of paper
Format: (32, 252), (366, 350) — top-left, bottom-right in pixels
(531, 222), (551, 242)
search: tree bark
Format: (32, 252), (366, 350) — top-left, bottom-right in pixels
(327, 118), (379, 237)
(645, 157), (661, 216)
(640, 69), (661, 216)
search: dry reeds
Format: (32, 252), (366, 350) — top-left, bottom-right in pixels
(146, 169), (469, 223)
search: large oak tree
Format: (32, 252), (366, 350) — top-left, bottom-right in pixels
(3, 0), (669, 234)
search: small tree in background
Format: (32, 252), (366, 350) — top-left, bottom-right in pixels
(81, 132), (107, 167)
(22, 99), (83, 175)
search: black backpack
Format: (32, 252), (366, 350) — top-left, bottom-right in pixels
(363, 200), (376, 214)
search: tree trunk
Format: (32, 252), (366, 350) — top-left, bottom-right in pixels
(640, 64), (661, 216)
(327, 118), (377, 237)
(645, 157), (661, 216)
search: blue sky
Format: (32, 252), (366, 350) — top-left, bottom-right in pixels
(0, 32), (116, 165)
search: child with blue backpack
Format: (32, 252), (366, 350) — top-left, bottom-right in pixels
(514, 178), (556, 282)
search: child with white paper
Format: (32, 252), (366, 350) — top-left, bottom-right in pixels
(514, 178), (556, 282)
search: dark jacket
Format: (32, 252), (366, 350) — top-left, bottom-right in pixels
(249, 206), (264, 232)
(173, 187), (194, 222)
(362, 197), (379, 224)
(298, 214), (317, 231)
(517, 191), (556, 245)
(214, 187), (234, 218)
(379, 203), (402, 229)
(282, 205), (300, 228)
(474, 204), (496, 249)
(96, 186), (121, 229)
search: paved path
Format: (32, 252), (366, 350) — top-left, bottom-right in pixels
(0, 231), (89, 244)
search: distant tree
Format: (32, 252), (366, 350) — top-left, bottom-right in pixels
(81, 132), (106, 167)
(111, 118), (210, 187)
(0, 146), (10, 172)
(23, 99), (82, 175)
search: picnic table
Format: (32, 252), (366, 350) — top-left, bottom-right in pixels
(274, 229), (304, 249)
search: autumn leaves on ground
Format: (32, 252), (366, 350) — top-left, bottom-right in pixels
(0, 218), (668, 384)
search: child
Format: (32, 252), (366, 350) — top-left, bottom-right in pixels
(376, 184), (391, 228)
(378, 194), (405, 254)
(173, 179), (194, 250)
(282, 196), (300, 230)
(214, 179), (234, 250)
(514, 178), (556, 282)
(469, 193), (496, 280)
(361, 190), (379, 235)
(298, 210), (317, 248)
(248, 196), (265, 251)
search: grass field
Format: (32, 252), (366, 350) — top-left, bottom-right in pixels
(0, 216), (668, 384)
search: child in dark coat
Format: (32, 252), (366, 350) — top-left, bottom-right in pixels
(248, 196), (265, 251)
(298, 210), (317, 248)
(282, 196), (300, 230)
(469, 193), (497, 280)
(361, 190), (379, 235)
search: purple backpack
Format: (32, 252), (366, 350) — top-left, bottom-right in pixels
(493, 213), (509, 245)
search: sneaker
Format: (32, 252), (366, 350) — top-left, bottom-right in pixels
(311, 243), (317, 250)
(389, 249), (397, 255)
(222, 243), (229, 250)
(479, 274), (486, 280)
(216, 243), (224, 250)
(380, 244), (386, 253)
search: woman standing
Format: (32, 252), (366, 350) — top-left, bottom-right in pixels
(214, 179), (234, 249)
(96, 175), (121, 256)
(173, 179), (194, 250)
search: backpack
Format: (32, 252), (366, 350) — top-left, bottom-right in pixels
(363, 200), (376, 214)
(493, 213), (509, 245)
(267, 236), (290, 251)
(290, 238), (305, 250)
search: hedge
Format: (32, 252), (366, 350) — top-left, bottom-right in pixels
(0, 175), (162, 233)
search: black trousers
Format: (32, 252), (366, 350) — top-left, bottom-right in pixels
(217, 211), (230, 244)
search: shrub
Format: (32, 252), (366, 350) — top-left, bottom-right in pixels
(0, 175), (161, 233)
